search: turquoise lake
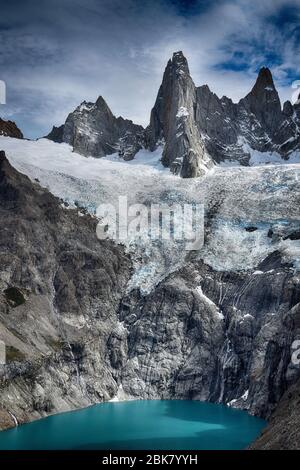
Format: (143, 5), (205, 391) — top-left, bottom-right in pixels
(0, 400), (266, 450)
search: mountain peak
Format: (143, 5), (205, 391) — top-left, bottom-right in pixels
(258, 66), (273, 79)
(252, 67), (276, 94)
(172, 50), (185, 60)
(240, 66), (281, 134)
(170, 51), (190, 74)
(0, 118), (23, 139)
(95, 95), (109, 109)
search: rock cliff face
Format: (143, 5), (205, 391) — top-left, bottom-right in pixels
(250, 378), (300, 449)
(47, 97), (144, 160)
(0, 119), (23, 139)
(0, 150), (132, 428)
(116, 252), (300, 419)
(145, 51), (211, 177)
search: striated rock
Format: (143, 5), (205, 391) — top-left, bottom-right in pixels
(0, 118), (23, 139)
(116, 254), (300, 419)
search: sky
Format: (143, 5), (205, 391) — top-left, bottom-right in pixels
(0, 0), (300, 138)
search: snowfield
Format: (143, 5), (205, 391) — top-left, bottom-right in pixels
(1, 136), (300, 292)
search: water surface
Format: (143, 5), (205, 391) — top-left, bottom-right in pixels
(0, 400), (266, 450)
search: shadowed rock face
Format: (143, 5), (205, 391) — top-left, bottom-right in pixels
(250, 378), (300, 449)
(45, 125), (64, 143)
(0, 119), (23, 139)
(240, 67), (282, 134)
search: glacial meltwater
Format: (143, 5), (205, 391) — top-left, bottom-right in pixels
(0, 400), (266, 450)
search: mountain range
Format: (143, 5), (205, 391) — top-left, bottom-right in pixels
(47, 51), (300, 177)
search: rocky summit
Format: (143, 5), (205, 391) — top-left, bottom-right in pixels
(47, 96), (144, 161)
(47, 51), (300, 178)
(0, 119), (23, 139)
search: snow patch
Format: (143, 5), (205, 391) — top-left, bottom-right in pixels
(227, 389), (249, 407)
(196, 285), (224, 319)
(176, 107), (189, 118)
(7, 411), (18, 427)
(109, 384), (129, 402)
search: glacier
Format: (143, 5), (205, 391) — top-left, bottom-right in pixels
(1, 135), (299, 293)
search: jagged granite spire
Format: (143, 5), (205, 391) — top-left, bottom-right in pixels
(47, 96), (144, 160)
(146, 51), (212, 178)
(251, 67), (275, 93)
(146, 51), (190, 150)
(283, 100), (294, 117)
(294, 92), (300, 108)
(239, 67), (282, 134)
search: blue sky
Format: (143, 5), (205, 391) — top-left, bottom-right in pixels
(0, 0), (300, 138)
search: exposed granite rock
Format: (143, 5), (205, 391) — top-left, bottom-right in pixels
(250, 379), (300, 449)
(0, 119), (23, 139)
(116, 253), (300, 419)
(146, 51), (212, 177)
(239, 67), (282, 137)
(47, 97), (144, 160)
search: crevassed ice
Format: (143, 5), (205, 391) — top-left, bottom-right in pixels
(1, 136), (300, 293)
